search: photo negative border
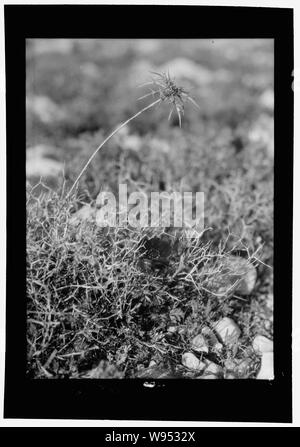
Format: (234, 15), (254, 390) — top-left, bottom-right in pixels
(4, 5), (293, 422)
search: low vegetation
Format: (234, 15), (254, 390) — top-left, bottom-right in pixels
(26, 39), (273, 378)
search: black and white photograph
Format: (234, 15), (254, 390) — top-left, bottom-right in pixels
(26, 38), (274, 380)
(3, 4), (294, 423)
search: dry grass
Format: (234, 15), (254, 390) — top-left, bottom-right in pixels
(26, 171), (271, 379)
(26, 39), (273, 379)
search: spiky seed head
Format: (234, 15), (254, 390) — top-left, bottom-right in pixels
(139, 71), (200, 127)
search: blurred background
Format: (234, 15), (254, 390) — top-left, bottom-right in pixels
(26, 38), (273, 188)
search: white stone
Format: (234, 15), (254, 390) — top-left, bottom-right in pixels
(253, 335), (273, 354)
(204, 360), (223, 376)
(214, 317), (241, 345)
(198, 374), (219, 380)
(191, 334), (209, 353)
(182, 352), (206, 371)
(256, 353), (274, 380)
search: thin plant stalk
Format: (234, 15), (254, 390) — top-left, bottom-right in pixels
(66, 98), (161, 198)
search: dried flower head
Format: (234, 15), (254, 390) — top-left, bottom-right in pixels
(138, 71), (200, 127)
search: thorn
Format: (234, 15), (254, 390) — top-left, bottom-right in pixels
(137, 90), (159, 101)
(187, 96), (201, 110)
(176, 107), (182, 128)
(150, 71), (164, 78)
(137, 81), (155, 88)
(168, 107), (174, 121)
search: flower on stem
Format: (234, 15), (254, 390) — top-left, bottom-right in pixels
(66, 71), (200, 198)
(138, 71), (200, 127)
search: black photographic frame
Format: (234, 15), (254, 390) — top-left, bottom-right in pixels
(4, 5), (293, 422)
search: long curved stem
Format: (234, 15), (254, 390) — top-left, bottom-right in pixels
(66, 98), (162, 198)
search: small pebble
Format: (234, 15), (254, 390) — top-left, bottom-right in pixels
(191, 334), (209, 353)
(264, 320), (272, 331)
(252, 335), (273, 354)
(256, 352), (274, 380)
(214, 317), (241, 346)
(198, 374), (219, 379)
(225, 373), (237, 379)
(182, 352), (206, 371)
(203, 360), (223, 377)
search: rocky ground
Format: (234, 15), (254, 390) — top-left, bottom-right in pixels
(26, 39), (274, 379)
